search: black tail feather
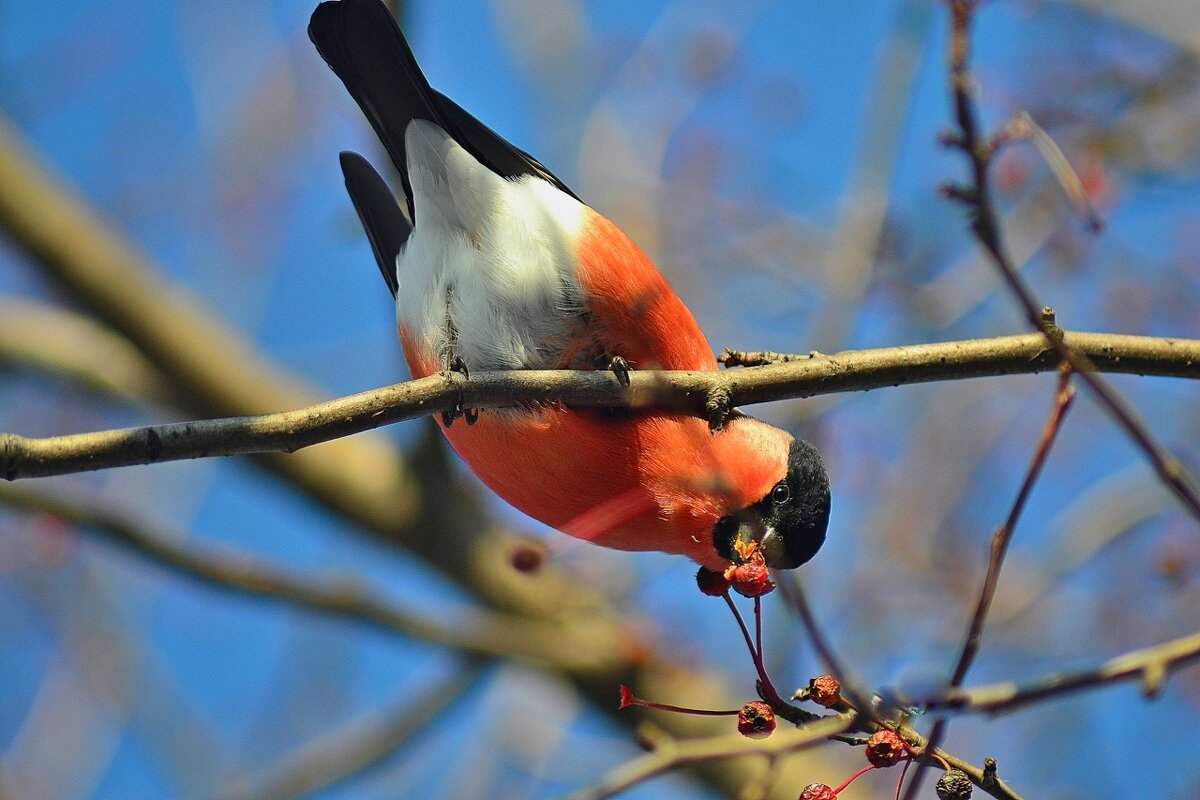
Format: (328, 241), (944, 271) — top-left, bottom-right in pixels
(309, 0), (579, 223)
(339, 151), (409, 296)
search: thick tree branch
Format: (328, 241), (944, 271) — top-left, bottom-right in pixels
(0, 482), (620, 672)
(2, 330), (1196, 480)
(0, 117), (416, 535)
(220, 665), (486, 800)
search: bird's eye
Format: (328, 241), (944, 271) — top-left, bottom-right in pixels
(771, 482), (791, 504)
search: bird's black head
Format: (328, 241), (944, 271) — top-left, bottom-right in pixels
(712, 438), (830, 569)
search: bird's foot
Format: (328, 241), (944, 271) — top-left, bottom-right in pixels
(441, 356), (479, 427)
(594, 354), (632, 387)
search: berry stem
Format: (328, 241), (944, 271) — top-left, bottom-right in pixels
(618, 685), (740, 716)
(893, 757), (913, 800)
(832, 763), (879, 795)
(754, 595), (764, 660)
(723, 593), (782, 706)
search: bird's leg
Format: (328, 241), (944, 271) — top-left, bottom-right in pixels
(440, 294), (478, 427)
(594, 353), (632, 387)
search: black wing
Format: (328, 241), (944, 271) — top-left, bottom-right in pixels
(309, 0), (578, 223)
(339, 151), (410, 296)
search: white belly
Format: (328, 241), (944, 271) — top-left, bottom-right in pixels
(395, 120), (589, 370)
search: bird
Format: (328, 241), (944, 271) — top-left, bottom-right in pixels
(308, 0), (830, 571)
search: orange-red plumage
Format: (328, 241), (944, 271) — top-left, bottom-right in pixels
(312, 0), (830, 571)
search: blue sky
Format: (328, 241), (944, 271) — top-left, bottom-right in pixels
(2, 1), (1199, 798)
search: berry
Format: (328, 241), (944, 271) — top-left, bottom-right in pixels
(728, 562), (775, 597)
(864, 729), (905, 768)
(695, 566), (731, 596)
(936, 769), (973, 800)
(509, 542), (545, 572)
(807, 675), (842, 707)
(736, 701), (776, 739)
(798, 783), (836, 800)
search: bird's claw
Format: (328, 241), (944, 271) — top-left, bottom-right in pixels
(594, 354), (632, 387)
(441, 356), (479, 428)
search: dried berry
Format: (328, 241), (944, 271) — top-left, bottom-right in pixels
(864, 729), (905, 768)
(727, 562), (775, 597)
(695, 566), (731, 596)
(736, 701), (776, 739)
(798, 783), (836, 800)
(936, 769), (973, 800)
(807, 675), (842, 707)
(509, 542), (546, 572)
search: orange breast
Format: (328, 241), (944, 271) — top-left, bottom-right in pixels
(396, 210), (790, 568)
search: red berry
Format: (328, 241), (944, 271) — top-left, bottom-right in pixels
(695, 566), (731, 596)
(865, 729), (905, 768)
(736, 701), (776, 739)
(799, 783), (837, 800)
(807, 675), (842, 707)
(728, 562), (775, 597)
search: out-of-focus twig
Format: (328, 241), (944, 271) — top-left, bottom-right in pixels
(997, 111), (1103, 232)
(221, 663), (485, 800)
(0, 481), (620, 672)
(0, 117), (416, 535)
(5, 330), (1199, 480)
(0, 298), (175, 405)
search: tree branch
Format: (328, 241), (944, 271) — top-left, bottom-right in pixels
(0, 117), (416, 536)
(0, 481), (620, 672)
(920, 629), (1200, 715)
(561, 715), (854, 800)
(939, 0), (1200, 520)
(3, 330), (1197, 480)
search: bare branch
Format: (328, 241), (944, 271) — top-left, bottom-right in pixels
(220, 664), (486, 800)
(3, 330), (1198, 480)
(0, 482), (621, 672)
(940, 0), (1200, 522)
(920, 629), (1200, 715)
(0, 298), (175, 405)
(0, 117), (417, 534)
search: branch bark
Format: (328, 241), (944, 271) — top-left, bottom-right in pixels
(921, 629), (1200, 715)
(2, 330), (1197, 480)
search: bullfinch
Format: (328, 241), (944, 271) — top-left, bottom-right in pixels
(309, 0), (830, 571)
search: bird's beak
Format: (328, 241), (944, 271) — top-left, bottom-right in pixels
(733, 523), (788, 568)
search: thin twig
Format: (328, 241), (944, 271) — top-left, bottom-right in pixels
(907, 367), (1074, 799)
(776, 575), (873, 716)
(951, 367), (1075, 686)
(999, 111), (1104, 232)
(939, 0), (1200, 522)
(919, 629), (1200, 715)
(4, 330), (1198, 480)
(0, 482), (618, 672)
